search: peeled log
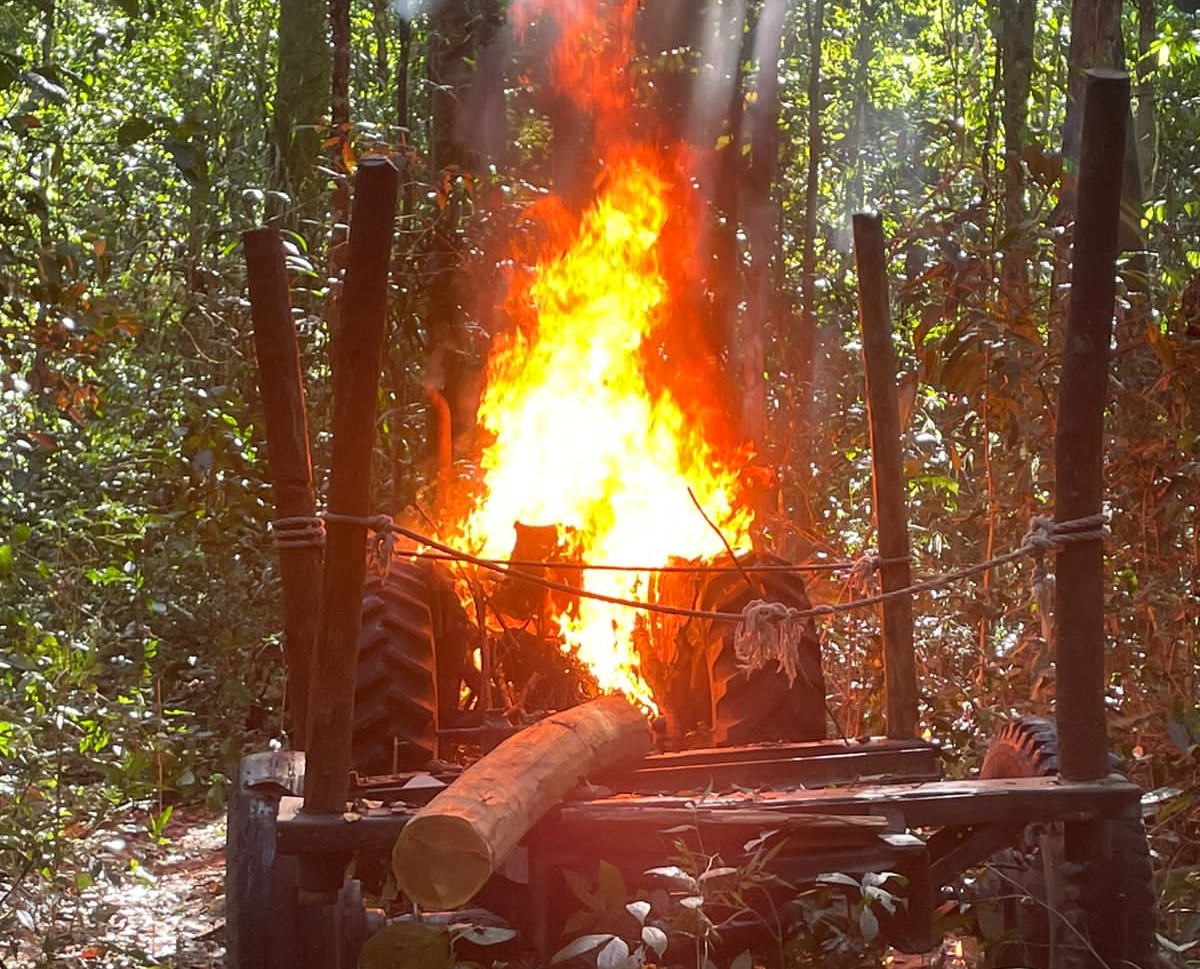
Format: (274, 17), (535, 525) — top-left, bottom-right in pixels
(392, 695), (652, 908)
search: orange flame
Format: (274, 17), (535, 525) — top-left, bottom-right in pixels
(451, 0), (752, 711)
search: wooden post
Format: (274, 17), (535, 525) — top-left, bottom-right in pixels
(852, 213), (918, 740)
(303, 157), (400, 816)
(244, 227), (322, 750)
(1055, 71), (1128, 782)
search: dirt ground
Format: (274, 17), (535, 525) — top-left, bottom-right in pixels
(7, 808), (227, 969)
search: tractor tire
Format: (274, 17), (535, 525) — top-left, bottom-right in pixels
(976, 717), (1158, 969)
(225, 751), (305, 969)
(352, 562), (440, 774)
(701, 553), (826, 745)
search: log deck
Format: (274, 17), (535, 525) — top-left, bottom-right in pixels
(275, 757), (1141, 857)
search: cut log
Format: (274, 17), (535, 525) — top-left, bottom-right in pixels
(392, 695), (652, 909)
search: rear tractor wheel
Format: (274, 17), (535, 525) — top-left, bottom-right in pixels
(352, 560), (472, 774)
(974, 717), (1158, 969)
(698, 552), (827, 745)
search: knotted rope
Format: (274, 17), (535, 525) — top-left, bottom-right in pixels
(735, 599), (818, 685)
(269, 512), (398, 573)
(1020, 513), (1110, 645)
(324, 512), (398, 573)
(270, 515), (326, 549)
(731, 512), (1110, 675)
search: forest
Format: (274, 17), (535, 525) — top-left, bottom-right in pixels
(1, 0), (1199, 965)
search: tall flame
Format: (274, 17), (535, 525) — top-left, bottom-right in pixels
(451, 0), (752, 711)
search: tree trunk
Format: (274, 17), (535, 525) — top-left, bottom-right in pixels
(842, 0), (876, 245)
(370, 0), (390, 95)
(392, 696), (652, 909)
(1134, 0), (1158, 197)
(797, 0), (824, 381)
(742, 0), (787, 448)
(425, 0), (475, 451)
(462, 0), (509, 170)
(272, 0), (331, 214)
(1061, 0), (1142, 241)
(794, 0), (824, 512)
(998, 0), (1036, 317)
(329, 0), (352, 247)
(710, 1), (751, 423)
(1062, 0), (1124, 168)
(429, 0), (473, 175)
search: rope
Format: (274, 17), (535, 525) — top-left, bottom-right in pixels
(324, 512), (397, 573)
(265, 511), (1109, 631)
(735, 599), (809, 684)
(271, 515), (326, 549)
(270, 514), (889, 575)
(1019, 513), (1108, 647)
(398, 551), (872, 574)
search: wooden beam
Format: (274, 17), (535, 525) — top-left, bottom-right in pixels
(244, 227), (321, 749)
(852, 212), (918, 739)
(302, 157), (399, 816)
(391, 696), (652, 909)
(1054, 70), (1129, 782)
(557, 774), (1142, 831)
(596, 739), (940, 793)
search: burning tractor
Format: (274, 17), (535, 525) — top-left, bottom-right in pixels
(225, 47), (1154, 969)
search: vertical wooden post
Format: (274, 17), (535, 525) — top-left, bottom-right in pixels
(1055, 71), (1128, 782)
(853, 213), (918, 740)
(244, 226), (321, 750)
(303, 157), (399, 817)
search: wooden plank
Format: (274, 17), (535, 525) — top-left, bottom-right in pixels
(391, 696), (652, 909)
(927, 822), (1025, 887)
(615, 737), (935, 769)
(1055, 70), (1129, 782)
(244, 227), (322, 749)
(556, 775), (1142, 830)
(302, 157), (399, 817)
(852, 213), (918, 740)
(597, 743), (940, 794)
(545, 805), (888, 839)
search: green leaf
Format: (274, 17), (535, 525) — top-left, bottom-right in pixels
(817, 872), (860, 889)
(641, 925), (667, 957)
(551, 934), (612, 964)
(624, 900), (650, 925)
(448, 923), (517, 947)
(162, 137), (208, 187)
(644, 865), (698, 892)
(596, 937), (629, 969)
(858, 905), (879, 942)
(117, 117), (155, 148)
(563, 867), (599, 909)
(0, 544), (11, 577)
(358, 922), (453, 969)
(596, 860), (627, 908)
(0, 54), (20, 91)
(730, 952), (753, 969)
(23, 70), (67, 103)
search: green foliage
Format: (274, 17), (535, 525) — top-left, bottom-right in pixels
(1, 0), (1199, 962)
(552, 841), (903, 969)
(357, 917), (517, 969)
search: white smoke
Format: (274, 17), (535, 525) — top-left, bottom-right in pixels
(389, 0), (430, 20)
